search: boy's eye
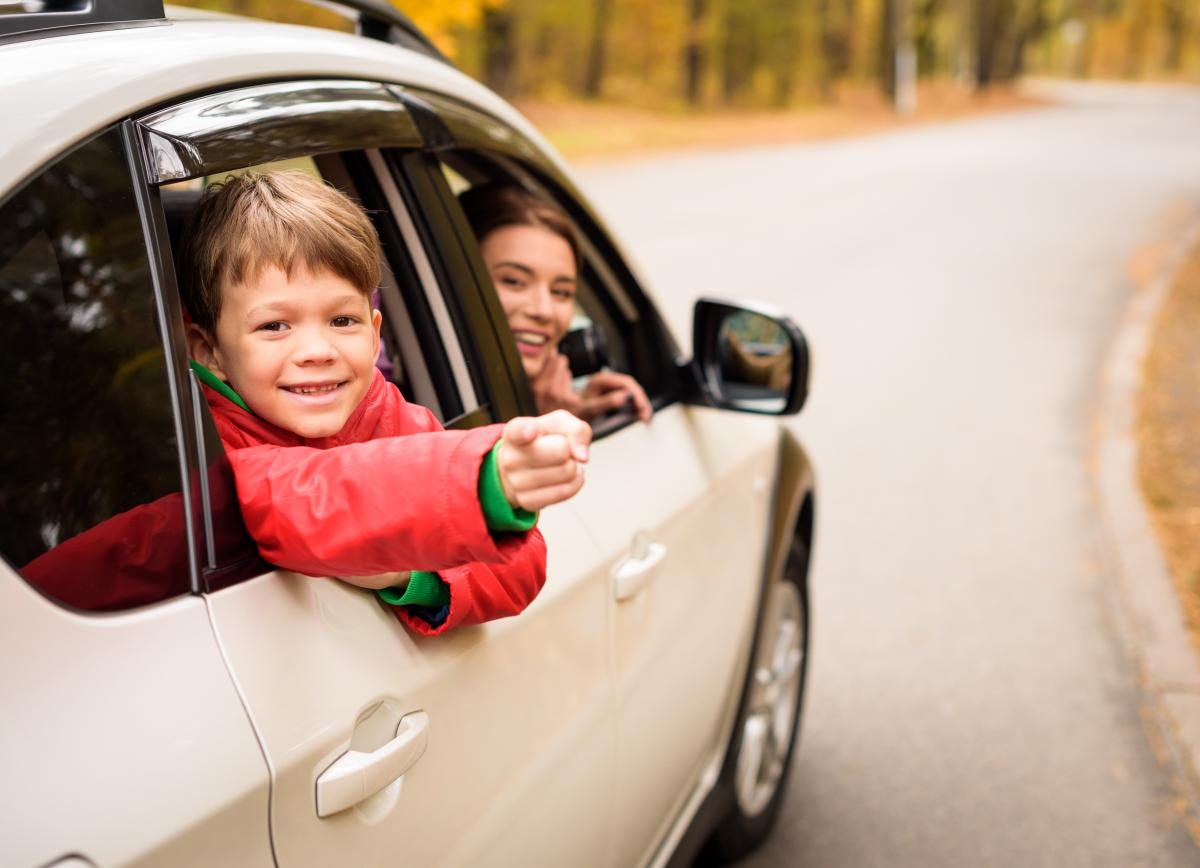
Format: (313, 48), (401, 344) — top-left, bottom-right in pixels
(257, 321), (287, 332)
(331, 316), (357, 328)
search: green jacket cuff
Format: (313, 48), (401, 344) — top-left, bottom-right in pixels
(478, 442), (537, 532)
(376, 570), (449, 608)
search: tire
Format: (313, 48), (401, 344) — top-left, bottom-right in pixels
(705, 534), (810, 863)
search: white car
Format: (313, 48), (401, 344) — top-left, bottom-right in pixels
(0, 3), (816, 867)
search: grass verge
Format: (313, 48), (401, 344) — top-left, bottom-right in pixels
(1139, 237), (1200, 652)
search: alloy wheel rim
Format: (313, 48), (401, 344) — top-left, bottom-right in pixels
(735, 580), (805, 818)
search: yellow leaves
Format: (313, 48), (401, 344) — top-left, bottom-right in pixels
(393, 0), (503, 58)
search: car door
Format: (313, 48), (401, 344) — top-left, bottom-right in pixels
(520, 221), (783, 868)
(0, 124), (272, 868)
(424, 132), (784, 866)
(137, 80), (618, 868)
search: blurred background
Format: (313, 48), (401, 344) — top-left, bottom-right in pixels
(179, 0), (1200, 102)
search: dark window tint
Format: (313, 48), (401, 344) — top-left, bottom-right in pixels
(0, 128), (189, 612)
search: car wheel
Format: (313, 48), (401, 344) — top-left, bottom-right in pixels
(708, 534), (809, 862)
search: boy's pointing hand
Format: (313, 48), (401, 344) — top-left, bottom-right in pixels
(498, 410), (592, 511)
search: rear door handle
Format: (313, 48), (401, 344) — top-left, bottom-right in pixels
(613, 542), (667, 601)
(316, 710), (429, 818)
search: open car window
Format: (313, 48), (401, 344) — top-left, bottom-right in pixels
(142, 80), (491, 587)
(434, 148), (682, 437)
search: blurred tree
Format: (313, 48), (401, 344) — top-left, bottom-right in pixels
(684, 0), (709, 105)
(1160, 0), (1192, 70)
(763, 0), (803, 105)
(1123, 0), (1146, 75)
(879, 0), (898, 96)
(583, 0), (614, 97)
(818, 0), (856, 99)
(481, 1), (518, 96)
(720, 0), (761, 104)
(166, 0), (1200, 108)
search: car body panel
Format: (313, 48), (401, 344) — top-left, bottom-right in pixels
(568, 403), (780, 864)
(205, 503), (617, 867)
(0, 562), (272, 868)
(0, 14), (566, 197)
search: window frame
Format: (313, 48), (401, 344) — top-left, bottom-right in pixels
(402, 88), (685, 417)
(134, 77), (509, 588)
(0, 120), (202, 611)
(401, 157), (681, 432)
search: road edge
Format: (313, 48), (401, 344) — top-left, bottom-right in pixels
(1093, 217), (1200, 831)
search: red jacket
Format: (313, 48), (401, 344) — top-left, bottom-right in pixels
(204, 369), (546, 636)
(23, 370), (546, 635)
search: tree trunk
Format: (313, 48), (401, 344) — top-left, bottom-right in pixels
(879, 0), (897, 98)
(721, 4), (758, 105)
(482, 7), (518, 97)
(974, 0), (1001, 89)
(1162, 0), (1187, 71)
(583, 0), (613, 99)
(1124, 0), (1152, 78)
(684, 0), (708, 106)
(1001, 0), (1048, 81)
(767, 0), (800, 107)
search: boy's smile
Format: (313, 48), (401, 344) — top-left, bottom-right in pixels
(189, 263), (381, 439)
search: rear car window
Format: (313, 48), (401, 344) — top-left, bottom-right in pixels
(0, 128), (188, 612)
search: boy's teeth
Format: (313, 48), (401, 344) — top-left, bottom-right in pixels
(514, 331), (547, 346)
(289, 384), (338, 394)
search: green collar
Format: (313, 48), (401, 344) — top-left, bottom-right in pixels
(189, 360), (250, 412)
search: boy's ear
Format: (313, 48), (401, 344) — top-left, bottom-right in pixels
(186, 323), (226, 379)
(371, 308), (382, 352)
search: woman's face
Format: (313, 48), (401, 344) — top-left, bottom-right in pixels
(480, 223), (577, 379)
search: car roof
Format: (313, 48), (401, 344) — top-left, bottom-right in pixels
(0, 8), (564, 195)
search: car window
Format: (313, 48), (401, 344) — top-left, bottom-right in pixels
(157, 145), (489, 586)
(436, 152), (680, 430)
(161, 151), (464, 420)
(0, 127), (189, 612)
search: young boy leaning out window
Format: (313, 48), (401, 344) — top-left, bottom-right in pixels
(177, 171), (591, 635)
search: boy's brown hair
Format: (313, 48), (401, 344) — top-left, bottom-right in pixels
(177, 171), (381, 332)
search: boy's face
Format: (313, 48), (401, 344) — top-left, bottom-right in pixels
(189, 264), (381, 439)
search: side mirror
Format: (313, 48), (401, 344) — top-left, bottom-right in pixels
(689, 298), (809, 416)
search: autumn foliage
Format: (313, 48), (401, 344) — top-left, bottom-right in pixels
(174, 0), (1200, 106)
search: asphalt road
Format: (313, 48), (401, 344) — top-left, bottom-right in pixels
(576, 81), (1200, 868)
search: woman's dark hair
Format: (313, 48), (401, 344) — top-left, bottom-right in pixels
(458, 183), (581, 270)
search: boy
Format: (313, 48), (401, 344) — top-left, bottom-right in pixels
(177, 171), (590, 635)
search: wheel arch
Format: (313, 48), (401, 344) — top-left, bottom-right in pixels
(763, 427), (816, 598)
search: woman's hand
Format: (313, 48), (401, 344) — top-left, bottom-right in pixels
(529, 351), (583, 416)
(579, 370), (653, 423)
(530, 351), (652, 424)
(338, 571), (411, 591)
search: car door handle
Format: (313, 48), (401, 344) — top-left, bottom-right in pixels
(613, 541), (667, 601)
(316, 710), (430, 818)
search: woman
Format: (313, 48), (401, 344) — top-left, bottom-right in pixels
(459, 183), (652, 423)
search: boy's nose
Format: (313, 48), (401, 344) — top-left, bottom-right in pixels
(293, 330), (337, 364)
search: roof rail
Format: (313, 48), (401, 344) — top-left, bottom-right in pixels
(0, 0), (165, 40)
(296, 1), (450, 65)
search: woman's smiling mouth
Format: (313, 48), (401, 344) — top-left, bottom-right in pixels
(513, 330), (550, 355)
